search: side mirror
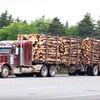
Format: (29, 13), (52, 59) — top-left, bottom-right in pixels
(15, 47), (19, 55)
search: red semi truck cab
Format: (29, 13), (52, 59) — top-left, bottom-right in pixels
(0, 41), (35, 78)
(0, 40), (55, 78)
(0, 40), (32, 65)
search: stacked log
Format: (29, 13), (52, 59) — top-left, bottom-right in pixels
(18, 34), (60, 63)
(17, 34), (100, 66)
(17, 34), (39, 45)
(17, 34), (81, 64)
(81, 37), (100, 65)
(32, 35), (61, 63)
(59, 37), (81, 64)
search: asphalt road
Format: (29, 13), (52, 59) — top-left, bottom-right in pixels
(0, 75), (100, 100)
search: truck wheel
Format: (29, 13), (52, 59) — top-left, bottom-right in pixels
(92, 66), (99, 76)
(87, 66), (99, 76)
(48, 66), (56, 77)
(36, 66), (48, 77)
(0, 66), (9, 78)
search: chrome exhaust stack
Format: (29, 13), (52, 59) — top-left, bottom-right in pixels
(20, 36), (24, 65)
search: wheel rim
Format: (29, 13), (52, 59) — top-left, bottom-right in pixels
(50, 67), (55, 76)
(41, 66), (48, 76)
(2, 68), (9, 77)
(93, 66), (98, 76)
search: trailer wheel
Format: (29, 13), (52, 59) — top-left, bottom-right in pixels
(87, 65), (99, 76)
(92, 66), (99, 76)
(0, 65), (9, 78)
(48, 66), (56, 77)
(36, 66), (48, 77)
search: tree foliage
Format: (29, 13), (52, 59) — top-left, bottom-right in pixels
(30, 16), (52, 33)
(0, 10), (100, 40)
(47, 17), (66, 35)
(95, 19), (100, 37)
(0, 10), (13, 28)
(65, 26), (77, 37)
(0, 22), (32, 40)
(77, 13), (95, 37)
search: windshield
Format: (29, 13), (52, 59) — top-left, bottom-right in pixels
(0, 48), (11, 54)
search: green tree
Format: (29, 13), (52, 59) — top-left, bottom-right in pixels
(16, 17), (21, 22)
(95, 18), (100, 37)
(29, 21), (38, 33)
(47, 17), (66, 35)
(77, 13), (95, 37)
(16, 17), (27, 24)
(30, 16), (52, 33)
(0, 29), (9, 40)
(0, 22), (32, 40)
(65, 26), (77, 37)
(0, 10), (13, 28)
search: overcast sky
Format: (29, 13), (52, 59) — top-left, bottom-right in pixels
(0, 0), (100, 25)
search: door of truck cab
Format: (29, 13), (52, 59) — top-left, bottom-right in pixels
(10, 47), (20, 66)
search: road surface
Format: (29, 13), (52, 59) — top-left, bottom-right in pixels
(0, 75), (100, 100)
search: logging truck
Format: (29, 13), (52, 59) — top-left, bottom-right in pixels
(0, 34), (100, 78)
(0, 40), (58, 78)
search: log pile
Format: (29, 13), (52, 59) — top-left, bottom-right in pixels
(17, 34), (100, 65)
(18, 34), (60, 63)
(59, 37), (81, 64)
(81, 37), (100, 65)
(32, 35), (61, 63)
(17, 34), (81, 64)
(17, 34), (39, 44)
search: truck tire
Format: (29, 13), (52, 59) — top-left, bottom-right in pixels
(36, 66), (48, 77)
(87, 66), (99, 76)
(48, 66), (56, 77)
(0, 65), (9, 78)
